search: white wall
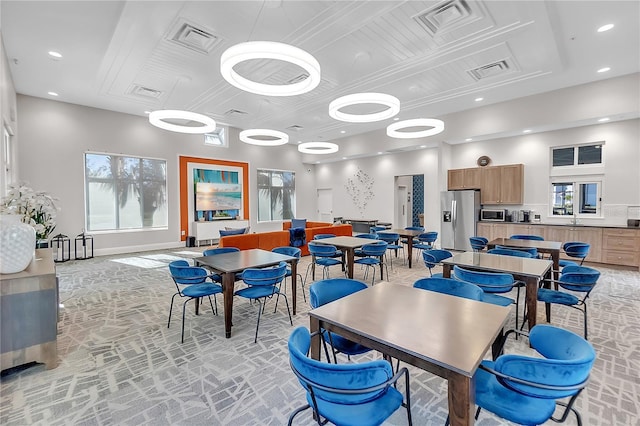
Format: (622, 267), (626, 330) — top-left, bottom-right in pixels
(0, 33), (18, 195)
(15, 95), (317, 255)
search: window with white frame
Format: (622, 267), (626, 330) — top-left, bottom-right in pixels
(257, 169), (295, 221)
(552, 143), (603, 167)
(551, 179), (602, 217)
(84, 153), (168, 231)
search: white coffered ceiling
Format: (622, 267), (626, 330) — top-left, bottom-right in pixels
(2, 0), (639, 145)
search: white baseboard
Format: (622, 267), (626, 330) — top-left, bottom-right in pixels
(94, 241), (187, 257)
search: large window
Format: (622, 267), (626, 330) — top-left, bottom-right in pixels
(257, 169), (295, 221)
(551, 180), (601, 217)
(85, 153), (167, 231)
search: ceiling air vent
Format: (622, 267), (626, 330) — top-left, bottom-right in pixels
(169, 20), (221, 55)
(288, 73), (310, 84)
(224, 109), (248, 116)
(286, 125), (304, 131)
(129, 85), (163, 99)
(414, 0), (472, 35)
(467, 60), (511, 80)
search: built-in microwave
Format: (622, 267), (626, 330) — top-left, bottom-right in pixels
(480, 209), (507, 222)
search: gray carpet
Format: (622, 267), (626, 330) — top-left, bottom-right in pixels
(1, 248), (638, 425)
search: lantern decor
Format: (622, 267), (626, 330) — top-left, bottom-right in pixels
(50, 233), (71, 263)
(74, 231), (94, 260)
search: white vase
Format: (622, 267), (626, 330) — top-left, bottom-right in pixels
(0, 214), (36, 274)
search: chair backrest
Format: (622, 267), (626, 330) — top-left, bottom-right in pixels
(169, 261), (208, 285)
(495, 324), (595, 399)
(488, 247), (535, 258)
(376, 232), (399, 243)
(309, 278), (368, 309)
(413, 277), (484, 301)
(563, 242), (590, 260)
(308, 241), (338, 257)
(510, 234), (544, 241)
(242, 262), (287, 287)
(557, 265), (600, 292)
(355, 233), (379, 239)
(314, 234), (336, 240)
(370, 226), (387, 233)
(469, 236), (489, 251)
(417, 231), (438, 243)
(405, 226), (424, 231)
(203, 247), (240, 256)
(272, 246), (301, 259)
(360, 241), (388, 257)
(453, 265), (514, 293)
(288, 327), (394, 404)
(422, 249), (453, 269)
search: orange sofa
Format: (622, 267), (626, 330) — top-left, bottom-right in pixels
(218, 222), (353, 256)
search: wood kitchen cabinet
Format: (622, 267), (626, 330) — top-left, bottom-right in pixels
(602, 228), (639, 267)
(545, 226), (603, 263)
(447, 168), (482, 190)
(481, 164), (524, 204)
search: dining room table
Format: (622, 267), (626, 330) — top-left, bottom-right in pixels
(385, 228), (424, 268)
(311, 235), (370, 279)
(441, 251), (553, 331)
(308, 282), (511, 426)
(487, 237), (562, 279)
(194, 249), (297, 338)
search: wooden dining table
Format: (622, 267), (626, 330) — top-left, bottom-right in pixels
(311, 236), (369, 279)
(309, 282), (510, 426)
(441, 252), (553, 331)
(194, 249), (297, 338)
(385, 228), (424, 268)
(487, 237), (562, 279)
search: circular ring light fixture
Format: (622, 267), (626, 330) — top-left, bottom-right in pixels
(329, 93), (400, 123)
(149, 110), (216, 134)
(298, 142), (339, 154)
(386, 118), (444, 139)
(220, 41), (321, 96)
(239, 129), (289, 146)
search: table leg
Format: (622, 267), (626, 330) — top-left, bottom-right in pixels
(552, 250), (560, 282)
(309, 316), (321, 361)
(311, 255), (316, 280)
(524, 276), (538, 331)
(290, 260), (298, 315)
(222, 272), (235, 338)
(379, 255), (384, 279)
(448, 373), (475, 426)
(442, 264), (452, 278)
(407, 238), (414, 268)
(346, 248), (355, 279)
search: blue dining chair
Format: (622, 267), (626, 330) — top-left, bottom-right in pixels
(469, 236), (489, 252)
(235, 261), (291, 343)
(510, 234), (544, 241)
(354, 233), (379, 257)
(272, 246), (305, 302)
(413, 277), (484, 301)
(400, 226), (424, 249)
(488, 247), (535, 258)
(370, 225), (387, 234)
(496, 244), (539, 258)
(413, 231), (438, 260)
(376, 232), (404, 268)
(536, 265), (600, 339)
(468, 324), (595, 426)
(287, 326), (413, 426)
(559, 242), (591, 268)
(354, 241), (388, 285)
(202, 247), (241, 281)
(309, 278), (371, 363)
(168, 260), (223, 343)
(305, 242), (345, 283)
(422, 249), (453, 277)
(313, 233), (345, 268)
(453, 265), (522, 330)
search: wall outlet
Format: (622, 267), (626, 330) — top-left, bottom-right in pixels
(181, 230), (185, 236)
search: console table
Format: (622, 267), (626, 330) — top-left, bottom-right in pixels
(192, 219), (248, 246)
(1, 249), (58, 371)
(342, 219), (378, 234)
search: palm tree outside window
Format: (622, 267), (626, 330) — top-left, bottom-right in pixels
(257, 169), (295, 221)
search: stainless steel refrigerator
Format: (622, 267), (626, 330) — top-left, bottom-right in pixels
(440, 190), (480, 251)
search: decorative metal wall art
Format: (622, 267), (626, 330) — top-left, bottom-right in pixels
(345, 168), (375, 217)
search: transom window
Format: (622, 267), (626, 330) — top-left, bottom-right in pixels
(257, 169), (295, 221)
(84, 153), (167, 231)
(552, 143), (603, 167)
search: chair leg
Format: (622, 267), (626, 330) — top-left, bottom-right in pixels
(208, 296), (216, 316)
(168, 292), (179, 328)
(583, 304), (588, 340)
(181, 298), (192, 344)
(545, 302), (552, 323)
(253, 299), (263, 343)
(287, 404), (312, 426)
(280, 293), (293, 325)
(297, 273), (307, 302)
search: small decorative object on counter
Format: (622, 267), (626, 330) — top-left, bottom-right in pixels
(75, 231), (94, 260)
(51, 233), (71, 263)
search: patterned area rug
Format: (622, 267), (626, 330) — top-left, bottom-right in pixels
(1, 248), (639, 425)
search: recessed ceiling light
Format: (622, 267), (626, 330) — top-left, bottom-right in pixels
(340, 130), (346, 134)
(48, 51), (62, 59)
(475, 97), (483, 102)
(144, 110), (151, 114)
(465, 138), (473, 142)
(47, 91), (58, 96)
(342, 156), (347, 160)
(523, 129), (532, 133)
(598, 117), (610, 122)
(419, 145), (426, 148)
(377, 151), (383, 155)
(597, 24), (614, 32)
(597, 67), (610, 73)
(393, 117), (399, 121)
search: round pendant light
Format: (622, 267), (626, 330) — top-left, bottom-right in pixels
(298, 142), (339, 154)
(239, 129), (289, 146)
(149, 110), (217, 134)
(329, 93), (400, 123)
(386, 118), (444, 139)
(220, 41), (321, 96)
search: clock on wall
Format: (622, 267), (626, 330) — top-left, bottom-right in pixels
(477, 156), (491, 167)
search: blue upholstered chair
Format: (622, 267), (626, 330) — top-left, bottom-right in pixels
(537, 265), (600, 339)
(413, 277), (484, 301)
(559, 242), (591, 268)
(272, 246), (305, 302)
(312, 233), (345, 269)
(305, 242), (345, 283)
(468, 325), (595, 426)
(287, 326), (413, 426)
(453, 265), (522, 330)
(488, 247), (535, 258)
(422, 249), (453, 277)
(168, 260), (223, 343)
(354, 233), (379, 257)
(376, 232), (404, 268)
(202, 247), (241, 281)
(370, 225), (387, 234)
(510, 234), (544, 241)
(400, 226), (424, 250)
(470, 236), (489, 252)
(235, 262), (291, 343)
(413, 231), (438, 260)
(354, 241), (388, 285)
(309, 278), (371, 363)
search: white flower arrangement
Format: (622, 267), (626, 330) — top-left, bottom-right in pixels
(1, 183), (59, 240)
